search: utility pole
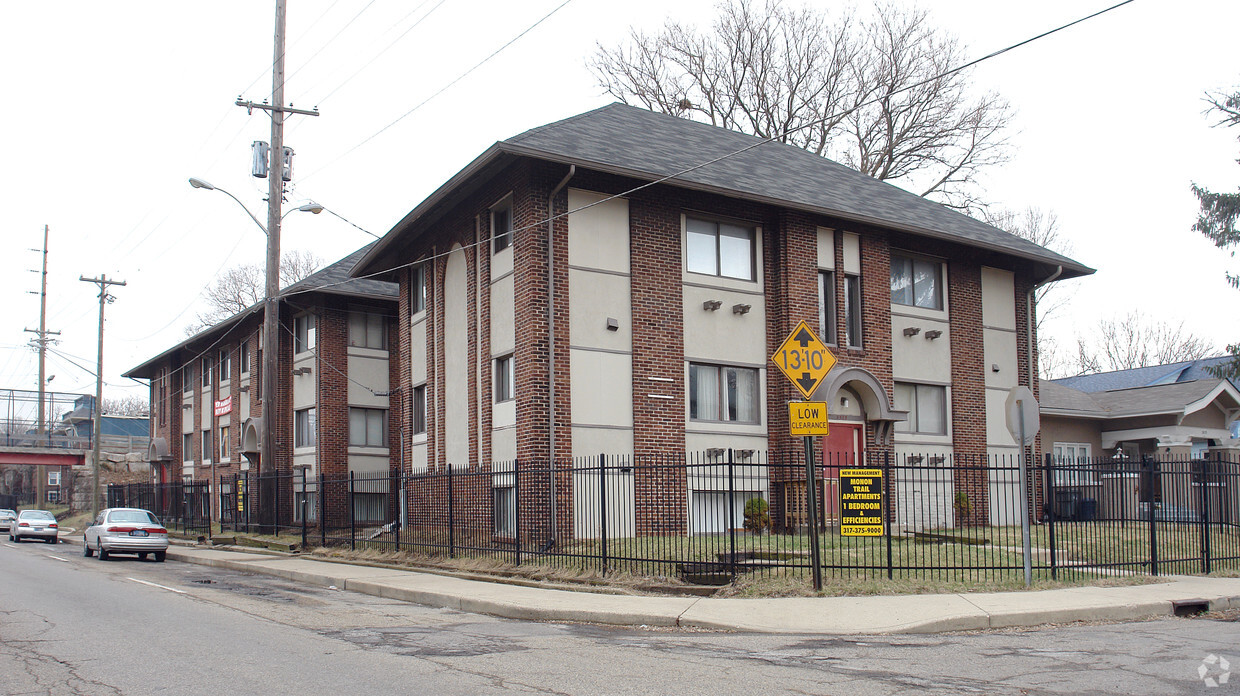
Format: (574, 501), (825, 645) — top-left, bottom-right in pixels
(234, 0), (317, 532)
(80, 274), (125, 518)
(25, 225), (60, 506)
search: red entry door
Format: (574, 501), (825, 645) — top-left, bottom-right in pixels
(822, 423), (864, 523)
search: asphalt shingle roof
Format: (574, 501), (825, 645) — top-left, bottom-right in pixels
(356, 103), (1093, 279)
(1052, 356), (1236, 393)
(1041, 379), (1237, 418)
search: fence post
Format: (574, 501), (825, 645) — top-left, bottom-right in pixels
(448, 463), (455, 559)
(349, 471), (356, 551)
(1045, 452), (1058, 580)
(885, 450), (893, 580)
(319, 472), (326, 549)
(728, 448), (737, 580)
(599, 452), (609, 576)
(301, 468), (308, 551)
(514, 459), (522, 566)
(1145, 457), (1159, 576)
(1200, 458), (1211, 575)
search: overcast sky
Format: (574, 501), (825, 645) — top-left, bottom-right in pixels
(1, 0), (1237, 405)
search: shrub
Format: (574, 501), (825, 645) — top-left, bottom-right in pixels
(743, 497), (771, 533)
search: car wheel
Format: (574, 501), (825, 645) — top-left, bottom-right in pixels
(46, 537), (56, 544)
(83, 541), (94, 557)
(98, 545), (109, 561)
(138, 552), (148, 560)
(13, 535), (20, 543)
(154, 550), (166, 563)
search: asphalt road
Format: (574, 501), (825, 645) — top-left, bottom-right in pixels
(2, 538), (1237, 695)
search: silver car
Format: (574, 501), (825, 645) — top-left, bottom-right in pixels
(83, 508), (168, 561)
(0, 509), (15, 532)
(10, 509), (59, 543)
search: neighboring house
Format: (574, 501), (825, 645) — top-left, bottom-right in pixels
(58, 395), (150, 456)
(351, 103), (1091, 535)
(1043, 358), (1240, 462)
(1041, 360), (1240, 522)
(123, 245), (399, 522)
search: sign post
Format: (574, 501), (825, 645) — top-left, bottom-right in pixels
(771, 320), (837, 592)
(1005, 386), (1040, 588)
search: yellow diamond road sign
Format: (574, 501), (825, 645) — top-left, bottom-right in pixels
(772, 320), (837, 400)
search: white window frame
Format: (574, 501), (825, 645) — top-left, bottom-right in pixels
(493, 485), (516, 537)
(492, 201), (513, 254)
(240, 341), (250, 375)
(218, 349), (231, 382)
(202, 428), (212, 464)
(844, 273), (862, 349)
(220, 425), (230, 460)
(412, 384), (427, 435)
(294, 314), (317, 354)
(685, 217), (756, 281)
(349, 407), (388, 448)
(48, 470), (61, 486)
(688, 363), (761, 424)
(1052, 443), (1093, 485)
(183, 432), (193, 463)
(818, 270), (837, 346)
(894, 382), (948, 435)
(410, 265), (427, 314)
(201, 358), (212, 388)
(348, 311), (388, 350)
(890, 252), (945, 311)
(495, 355), (515, 403)
(294, 407), (316, 448)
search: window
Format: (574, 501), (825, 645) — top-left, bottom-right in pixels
(294, 314), (316, 354)
(493, 485), (516, 536)
(689, 363), (759, 423)
(202, 429), (212, 463)
(685, 218), (755, 281)
(492, 203), (512, 253)
(183, 433), (193, 463)
(48, 471), (61, 486)
(349, 407), (388, 447)
(410, 265), (427, 314)
(183, 365), (193, 393)
(201, 358), (212, 387)
(240, 341), (250, 375)
(348, 312), (387, 349)
(818, 270), (837, 345)
(890, 253), (944, 310)
(46, 490), (59, 504)
(1052, 443), (1093, 485)
(844, 273), (862, 349)
(412, 385), (427, 435)
(294, 407), (316, 448)
(220, 425), (230, 460)
(158, 374), (167, 426)
(495, 355), (514, 402)
(218, 349), (231, 382)
(894, 383), (947, 435)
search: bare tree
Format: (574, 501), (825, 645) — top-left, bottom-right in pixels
(185, 250), (323, 335)
(590, 0), (1012, 211)
(1070, 312), (1215, 375)
(102, 395), (149, 417)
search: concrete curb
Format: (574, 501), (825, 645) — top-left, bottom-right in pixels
(152, 545), (1240, 634)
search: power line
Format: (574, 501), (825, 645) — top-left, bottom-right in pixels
(287, 0), (1136, 299)
(300, 0), (576, 183)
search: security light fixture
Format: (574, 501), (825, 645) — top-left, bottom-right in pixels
(732, 303), (751, 315)
(702, 300), (722, 311)
(903, 327), (921, 337)
(924, 330), (943, 340)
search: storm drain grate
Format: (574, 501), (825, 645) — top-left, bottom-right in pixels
(1173, 600), (1209, 617)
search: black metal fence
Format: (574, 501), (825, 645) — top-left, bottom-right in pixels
(106, 480), (211, 535)
(104, 452), (1240, 587)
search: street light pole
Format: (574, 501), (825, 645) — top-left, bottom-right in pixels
(258, 0), (289, 533)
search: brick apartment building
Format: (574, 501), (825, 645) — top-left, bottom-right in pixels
(351, 104), (1093, 538)
(124, 245), (399, 522)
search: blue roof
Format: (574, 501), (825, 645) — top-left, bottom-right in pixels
(100, 416), (149, 438)
(1052, 356), (1237, 393)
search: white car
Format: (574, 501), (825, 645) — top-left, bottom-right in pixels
(10, 509), (59, 543)
(83, 508), (169, 562)
(0, 509), (15, 532)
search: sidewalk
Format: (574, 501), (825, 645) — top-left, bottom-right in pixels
(154, 544), (1240, 634)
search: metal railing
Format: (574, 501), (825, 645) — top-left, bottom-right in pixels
(104, 452), (1240, 587)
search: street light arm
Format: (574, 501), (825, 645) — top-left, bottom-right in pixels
(188, 177), (268, 235)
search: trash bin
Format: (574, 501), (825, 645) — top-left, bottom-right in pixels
(1053, 490), (1080, 520)
(1076, 498), (1097, 522)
